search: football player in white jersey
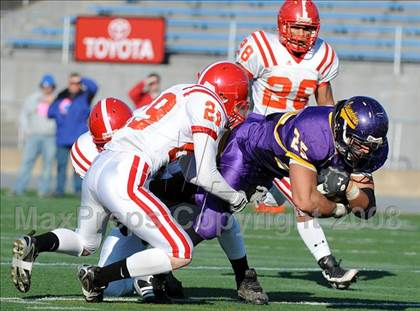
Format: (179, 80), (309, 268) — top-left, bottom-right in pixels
(71, 97), (267, 304)
(11, 62), (266, 302)
(71, 98), (158, 301)
(235, 0), (357, 288)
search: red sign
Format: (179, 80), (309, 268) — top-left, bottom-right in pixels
(74, 16), (165, 63)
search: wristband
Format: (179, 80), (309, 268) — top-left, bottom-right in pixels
(333, 203), (348, 218)
(346, 182), (360, 201)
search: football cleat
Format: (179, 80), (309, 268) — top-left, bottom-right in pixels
(134, 276), (155, 303)
(78, 265), (105, 303)
(318, 255), (359, 289)
(164, 272), (184, 298)
(237, 269), (269, 305)
(150, 274), (172, 304)
(11, 232), (38, 293)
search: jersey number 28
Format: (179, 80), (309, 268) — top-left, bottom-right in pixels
(263, 77), (317, 110)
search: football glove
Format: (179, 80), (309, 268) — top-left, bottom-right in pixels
(333, 203), (350, 218)
(317, 167), (350, 199)
(249, 186), (269, 204)
(230, 191), (251, 213)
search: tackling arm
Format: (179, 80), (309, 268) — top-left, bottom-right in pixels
(187, 132), (247, 208)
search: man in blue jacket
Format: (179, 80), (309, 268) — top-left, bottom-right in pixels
(48, 73), (98, 196)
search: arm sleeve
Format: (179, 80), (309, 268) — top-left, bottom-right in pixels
(70, 142), (87, 178)
(20, 95), (34, 133)
(47, 98), (59, 119)
(235, 33), (264, 80)
(128, 81), (146, 105)
(81, 77), (98, 101)
(190, 132), (241, 205)
(319, 43), (339, 84)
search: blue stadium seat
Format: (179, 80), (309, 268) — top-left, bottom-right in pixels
(32, 27), (73, 35)
(169, 19), (420, 35)
(186, 1), (420, 11)
(8, 1), (420, 64)
(27, 27), (420, 48)
(336, 49), (420, 62)
(166, 31), (420, 47)
(167, 44), (227, 55)
(90, 4), (420, 22)
(7, 37), (420, 62)
(7, 38), (66, 49)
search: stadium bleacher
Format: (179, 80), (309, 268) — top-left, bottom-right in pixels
(5, 0), (420, 62)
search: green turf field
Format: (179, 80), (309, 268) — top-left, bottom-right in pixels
(1, 189), (419, 310)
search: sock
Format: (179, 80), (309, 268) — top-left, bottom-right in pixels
(217, 216), (246, 259)
(51, 228), (85, 256)
(230, 256), (250, 289)
(96, 258), (130, 288)
(217, 216), (248, 288)
(126, 248), (172, 278)
(296, 218), (331, 262)
(186, 225), (204, 246)
(34, 232), (59, 253)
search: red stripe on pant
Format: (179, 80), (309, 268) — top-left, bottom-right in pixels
(139, 188), (191, 259)
(273, 178), (294, 205)
(127, 156), (183, 258)
(274, 178), (308, 217)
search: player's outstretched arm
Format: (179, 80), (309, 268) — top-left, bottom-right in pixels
(290, 163), (346, 218)
(189, 132), (248, 209)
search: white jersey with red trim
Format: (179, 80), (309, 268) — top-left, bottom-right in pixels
(105, 83), (227, 175)
(236, 30), (339, 115)
(70, 131), (98, 179)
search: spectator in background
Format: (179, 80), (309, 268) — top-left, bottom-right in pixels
(48, 73), (98, 196)
(13, 74), (57, 197)
(128, 73), (161, 108)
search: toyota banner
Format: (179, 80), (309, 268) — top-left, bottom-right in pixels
(74, 16), (165, 64)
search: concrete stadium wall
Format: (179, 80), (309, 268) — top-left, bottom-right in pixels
(1, 49), (420, 169)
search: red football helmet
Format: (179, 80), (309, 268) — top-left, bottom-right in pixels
(88, 97), (133, 149)
(197, 61), (249, 128)
(278, 0), (320, 54)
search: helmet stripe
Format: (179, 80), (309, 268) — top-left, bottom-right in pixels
(100, 98), (113, 134)
(302, 0), (308, 19)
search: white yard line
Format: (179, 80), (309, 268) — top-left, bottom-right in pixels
(27, 307), (99, 310)
(2, 261), (419, 273)
(1, 296), (420, 308)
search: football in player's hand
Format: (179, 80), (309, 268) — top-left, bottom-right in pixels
(317, 167), (350, 201)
